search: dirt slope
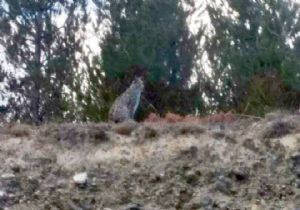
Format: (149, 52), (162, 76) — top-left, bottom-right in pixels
(0, 112), (300, 210)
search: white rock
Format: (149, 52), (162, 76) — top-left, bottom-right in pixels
(0, 190), (6, 197)
(73, 172), (88, 184)
(1, 173), (15, 179)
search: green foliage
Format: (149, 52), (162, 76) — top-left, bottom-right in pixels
(2, 0), (300, 122)
(0, 0), (87, 124)
(83, 0), (205, 120)
(100, 0), (195, 83)
(240, 71), (285, 115)
(206, 0), (300, 115)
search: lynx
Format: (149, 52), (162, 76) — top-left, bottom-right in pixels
(108, 77), (144, 123)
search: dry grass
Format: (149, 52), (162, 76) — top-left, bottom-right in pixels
(2, 114), (298, 171)
(0, 113), (299, 209)
(262, 120), (296, 139)
(5, 124), (33, 137)
(112, 120), (139, 135)
(144, 111), (236, 124)
(50, 121), (212, 169)
(38, 123), (111, 146)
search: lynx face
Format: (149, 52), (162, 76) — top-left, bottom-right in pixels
(131, 77), (144, 91)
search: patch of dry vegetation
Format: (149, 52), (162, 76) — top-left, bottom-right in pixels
(5, 124), (33, 138)
(0, 111), (300, 209)
(38, 123), (110, 145)
(112, 120), (139, 135)
(144, 111), (236, 124)
(262, 120), (296, 139)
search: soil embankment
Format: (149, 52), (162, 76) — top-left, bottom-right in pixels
(0, 112), (300, 210)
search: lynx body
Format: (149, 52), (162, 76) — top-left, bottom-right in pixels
(108, 77), (144, 123)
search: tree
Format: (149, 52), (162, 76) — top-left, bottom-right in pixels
(0, 61), (8, 121)
(206, 0), (300, 115)
(0, 0), (87, 124)
(83, 0), (205, 121)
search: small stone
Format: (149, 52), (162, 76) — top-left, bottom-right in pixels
(150, 173), (164, 183)
(125, 203), (143, 210)
(120, 158), (130, 165)
(225, 134), (237, 144)
(290, 153), (300, 178)
(212, 131), (226, 139)
(230, 166), (250, 182)
(296, 180), (300, 188)
(262, 120), (294, 139)
(215, 176), (234, 195)
(73, 172), (88, 185)
(11, 165), (21, 173)
(0, 190), (7, 197)
(184, 170), (199, 185)
(176, 146), (198, 160)
(1, 173), (15, 179)
(251, 204), (261, 210)
(91, 177), (97, 186)
(200, 195), (214, 208)
(183, 194), (213, 209)
(113, 120), (138, 135)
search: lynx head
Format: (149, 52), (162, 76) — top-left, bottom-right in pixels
(130, 76), (144, 91)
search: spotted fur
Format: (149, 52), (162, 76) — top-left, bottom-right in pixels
(108, 77), (144, 123)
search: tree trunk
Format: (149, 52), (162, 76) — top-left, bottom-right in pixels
(31, 12), (43, 125)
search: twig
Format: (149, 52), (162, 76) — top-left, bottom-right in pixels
(234, 113), (263, 120)
(67, 200), (83, 210)
(141, 96), (159, 114)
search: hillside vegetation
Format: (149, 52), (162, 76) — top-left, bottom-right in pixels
(0, 112), (299, 209)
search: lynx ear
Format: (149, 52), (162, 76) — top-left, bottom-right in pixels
(134, 76), (145, 82)
(133, 76), (142, 82)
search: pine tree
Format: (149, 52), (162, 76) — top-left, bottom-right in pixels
(84, 0), (205, 120)
(206, 0), (300, 114)
(0, 0), (87, 124)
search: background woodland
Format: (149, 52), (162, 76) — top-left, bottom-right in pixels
(1, 0), (300, 124)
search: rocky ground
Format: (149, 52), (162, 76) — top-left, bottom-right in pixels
(0, 112), (300, 210)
